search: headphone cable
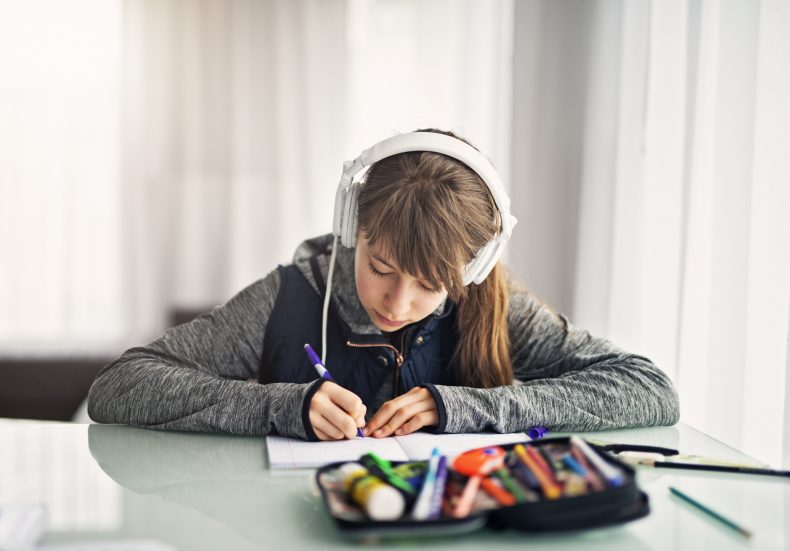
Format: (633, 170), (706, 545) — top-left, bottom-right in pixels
(321, 234), (340, 364)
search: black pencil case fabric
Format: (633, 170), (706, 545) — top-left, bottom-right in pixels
(315, 436), (649, 539)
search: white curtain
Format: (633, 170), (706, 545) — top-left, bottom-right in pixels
(569, 0), (790, 466)
(0, 0), (124, 354)
(0, 0), (512, 353)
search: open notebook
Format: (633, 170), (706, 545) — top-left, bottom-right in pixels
(266, 431), (530, 469)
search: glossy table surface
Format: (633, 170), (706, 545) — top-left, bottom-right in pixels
(1, 419), (787, 550)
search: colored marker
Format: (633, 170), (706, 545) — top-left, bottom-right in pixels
(481, 477), (516, 506)
(571, 436), (624, 487)
(507, 453), (541, 492)
(428, 455), (449, 519)
(494, 466), (530, 502)
(669, 486), (752, 538)
(360, 453), (416, 496)
(524, 445), (556, 481)
(562, 453), (587, 477)
(304, 343), (364, 438)
(571, 445), (606, 492)
(514, 444), (561, 499)
(412, 448), (440, 520)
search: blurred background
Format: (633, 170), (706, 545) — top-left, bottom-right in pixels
(0, 0), (788, 468)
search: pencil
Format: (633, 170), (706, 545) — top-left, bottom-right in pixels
(668, 486), (752, 538)
(653, 461), (790, 478)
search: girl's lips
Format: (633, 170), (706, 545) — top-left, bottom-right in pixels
(375, 310), (407, 328)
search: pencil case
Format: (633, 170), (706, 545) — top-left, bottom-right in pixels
(315, 436), (649, 539)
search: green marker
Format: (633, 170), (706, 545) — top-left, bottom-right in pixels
(360, 452), (416, 495)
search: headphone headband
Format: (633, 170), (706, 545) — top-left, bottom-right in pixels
(333, 132), (517, 285)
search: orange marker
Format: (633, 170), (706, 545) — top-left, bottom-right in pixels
(481, 477), (516, 506)
(514, 444), (562, 499)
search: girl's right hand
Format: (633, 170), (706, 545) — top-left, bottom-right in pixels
(309, 382), (366, 440)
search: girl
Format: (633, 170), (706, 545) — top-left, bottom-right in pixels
(88, 129), (679, 441)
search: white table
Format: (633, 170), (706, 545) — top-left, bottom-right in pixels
(1, 420), (787, 550)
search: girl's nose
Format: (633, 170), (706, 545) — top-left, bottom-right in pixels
(385, 282), (411, 317)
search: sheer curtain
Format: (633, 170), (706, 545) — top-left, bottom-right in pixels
(569, 0), (790, 466)
(0, 0), (124, 354)
(120, 0), (513, 344)
(1, 0), (513, 353)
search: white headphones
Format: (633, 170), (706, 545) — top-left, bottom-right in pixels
(333, 131), (518, 286)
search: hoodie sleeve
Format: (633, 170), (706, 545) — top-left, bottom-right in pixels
(87, 270), (316, 439)
(426, 290), (680, 434)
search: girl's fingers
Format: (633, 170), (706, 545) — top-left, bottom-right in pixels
(310, 383), (366, 439)
(309, 409), (346, 440)
(310, 395), (358, 439)
(323, 383), (366, 420)
(373, 400), (431, 437)
(365, 388), (431, 435)
(394, 411), (439, 436)
(314, 427), (334, 441)
(368, 390), (437, 438)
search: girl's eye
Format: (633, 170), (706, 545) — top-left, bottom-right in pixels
(368, 261), (442, 294)
(420, 282), (442, 294)
(368, 262), (389, 278)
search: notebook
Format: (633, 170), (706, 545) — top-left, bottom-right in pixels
(266, 431), (530, 469)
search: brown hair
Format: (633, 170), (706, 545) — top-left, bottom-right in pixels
(356, 129), (512, 387)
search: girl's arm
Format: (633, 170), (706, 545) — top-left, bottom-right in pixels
(424, 291), (680, 434)
(87, 270), (320, 438)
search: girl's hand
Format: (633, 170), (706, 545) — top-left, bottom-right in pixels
(363, 387), (438, 438)
(309, 382), (366, 440)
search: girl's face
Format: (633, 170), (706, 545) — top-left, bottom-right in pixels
(354, 235), (449, 333)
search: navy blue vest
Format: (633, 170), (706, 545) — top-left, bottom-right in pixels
(259, 258), (460, 406)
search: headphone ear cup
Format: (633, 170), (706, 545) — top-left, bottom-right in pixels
(462, 240), (504, 285)
(340, 181), (360, 248)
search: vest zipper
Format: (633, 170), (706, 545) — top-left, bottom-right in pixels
(346, 340), (405, 398)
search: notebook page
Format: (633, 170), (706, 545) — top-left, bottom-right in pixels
(266, 435), (409, 469)
(394, 431), (530, 461)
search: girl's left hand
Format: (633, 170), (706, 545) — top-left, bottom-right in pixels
(363, 386), (438, 437)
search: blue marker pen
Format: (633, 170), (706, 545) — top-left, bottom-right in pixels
(304, 343), (365, 438)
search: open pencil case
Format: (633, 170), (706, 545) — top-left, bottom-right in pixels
(315, 436), (650, 539)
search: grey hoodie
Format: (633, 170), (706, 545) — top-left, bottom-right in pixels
(87, 235), (680, 439)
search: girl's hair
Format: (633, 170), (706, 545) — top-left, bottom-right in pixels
(356, 129), (512, 388)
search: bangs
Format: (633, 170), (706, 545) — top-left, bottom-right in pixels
(361, 186), (467, 299)
(357, 150), (497, 300)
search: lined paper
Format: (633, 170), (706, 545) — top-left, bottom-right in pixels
(266, 432), (530, 469)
